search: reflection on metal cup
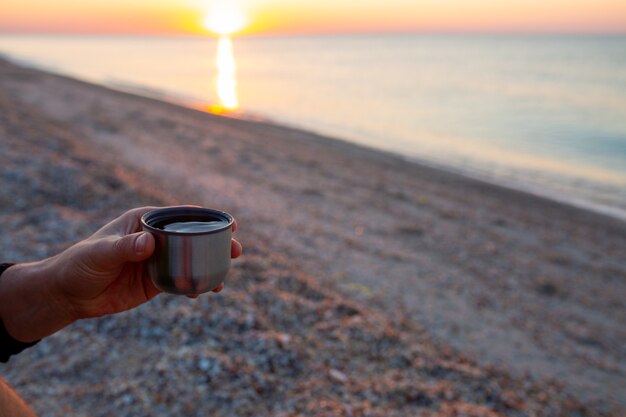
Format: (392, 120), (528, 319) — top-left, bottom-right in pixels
(141, 207), (234, 295)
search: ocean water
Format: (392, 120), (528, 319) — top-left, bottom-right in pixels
(1, 34), (625, 217)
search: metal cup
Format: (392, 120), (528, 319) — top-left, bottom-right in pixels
(141, 207), (234, 295)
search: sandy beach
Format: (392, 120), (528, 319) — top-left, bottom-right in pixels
(1, 57), (624, 416)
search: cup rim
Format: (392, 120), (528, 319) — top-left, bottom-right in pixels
(141, 207), (234, 236)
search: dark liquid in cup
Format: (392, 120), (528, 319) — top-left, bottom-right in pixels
(162, 220), (228, 233)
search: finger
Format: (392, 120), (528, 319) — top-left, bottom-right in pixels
(127, 232), (155, 261)
(123, 206), (161, 233)
(119, 205), (200, 235)
(212, 283), (225, 293)
(91, 206), (159, 237)
(231, 238), (242, 259)
(141, 272), (162, 301)
(186, 294), (199, 299)
(232, 218), (238, 233)
(89, 232), (155, 269)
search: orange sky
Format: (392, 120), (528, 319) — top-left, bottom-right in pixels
(1, 0), (625, 35)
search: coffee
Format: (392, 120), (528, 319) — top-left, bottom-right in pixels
(162, 220), (227, 233)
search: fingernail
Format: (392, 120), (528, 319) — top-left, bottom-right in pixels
(135, 233), (149, 255)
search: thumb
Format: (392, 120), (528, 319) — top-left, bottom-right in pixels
(89, 232), (155, 269)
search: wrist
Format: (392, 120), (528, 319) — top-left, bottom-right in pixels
(0, 258), (75, 342)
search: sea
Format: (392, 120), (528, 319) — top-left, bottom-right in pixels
(1, 34), (625, 218)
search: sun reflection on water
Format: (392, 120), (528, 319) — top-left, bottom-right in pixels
(215, 35), (238, 110)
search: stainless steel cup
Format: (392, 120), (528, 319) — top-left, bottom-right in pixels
(141, 207), (234, 295)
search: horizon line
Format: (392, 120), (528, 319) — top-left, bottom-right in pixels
(1, 29), (626, 38)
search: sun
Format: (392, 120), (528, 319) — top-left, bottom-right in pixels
(204, 1), (246, 35)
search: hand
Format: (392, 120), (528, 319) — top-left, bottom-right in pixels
(0, 207), (243, 342)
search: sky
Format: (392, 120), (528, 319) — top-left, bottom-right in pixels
(1, 0), (625, 36)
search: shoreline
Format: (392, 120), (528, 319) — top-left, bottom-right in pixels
(71, 69), (626, 225)
(1, 57), (625, 414)
(99, 80), (626, 224)
(1, 51), (625, 223)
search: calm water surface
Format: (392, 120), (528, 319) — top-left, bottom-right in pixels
(1, 34), (625, 217)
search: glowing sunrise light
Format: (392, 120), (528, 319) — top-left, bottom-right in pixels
(215, 36), (238, 109)
(204, 1), (246, 35)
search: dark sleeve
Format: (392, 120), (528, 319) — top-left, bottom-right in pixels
(0, 263), (40, 363)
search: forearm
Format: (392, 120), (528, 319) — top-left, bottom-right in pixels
(0, 259), (74, 343)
